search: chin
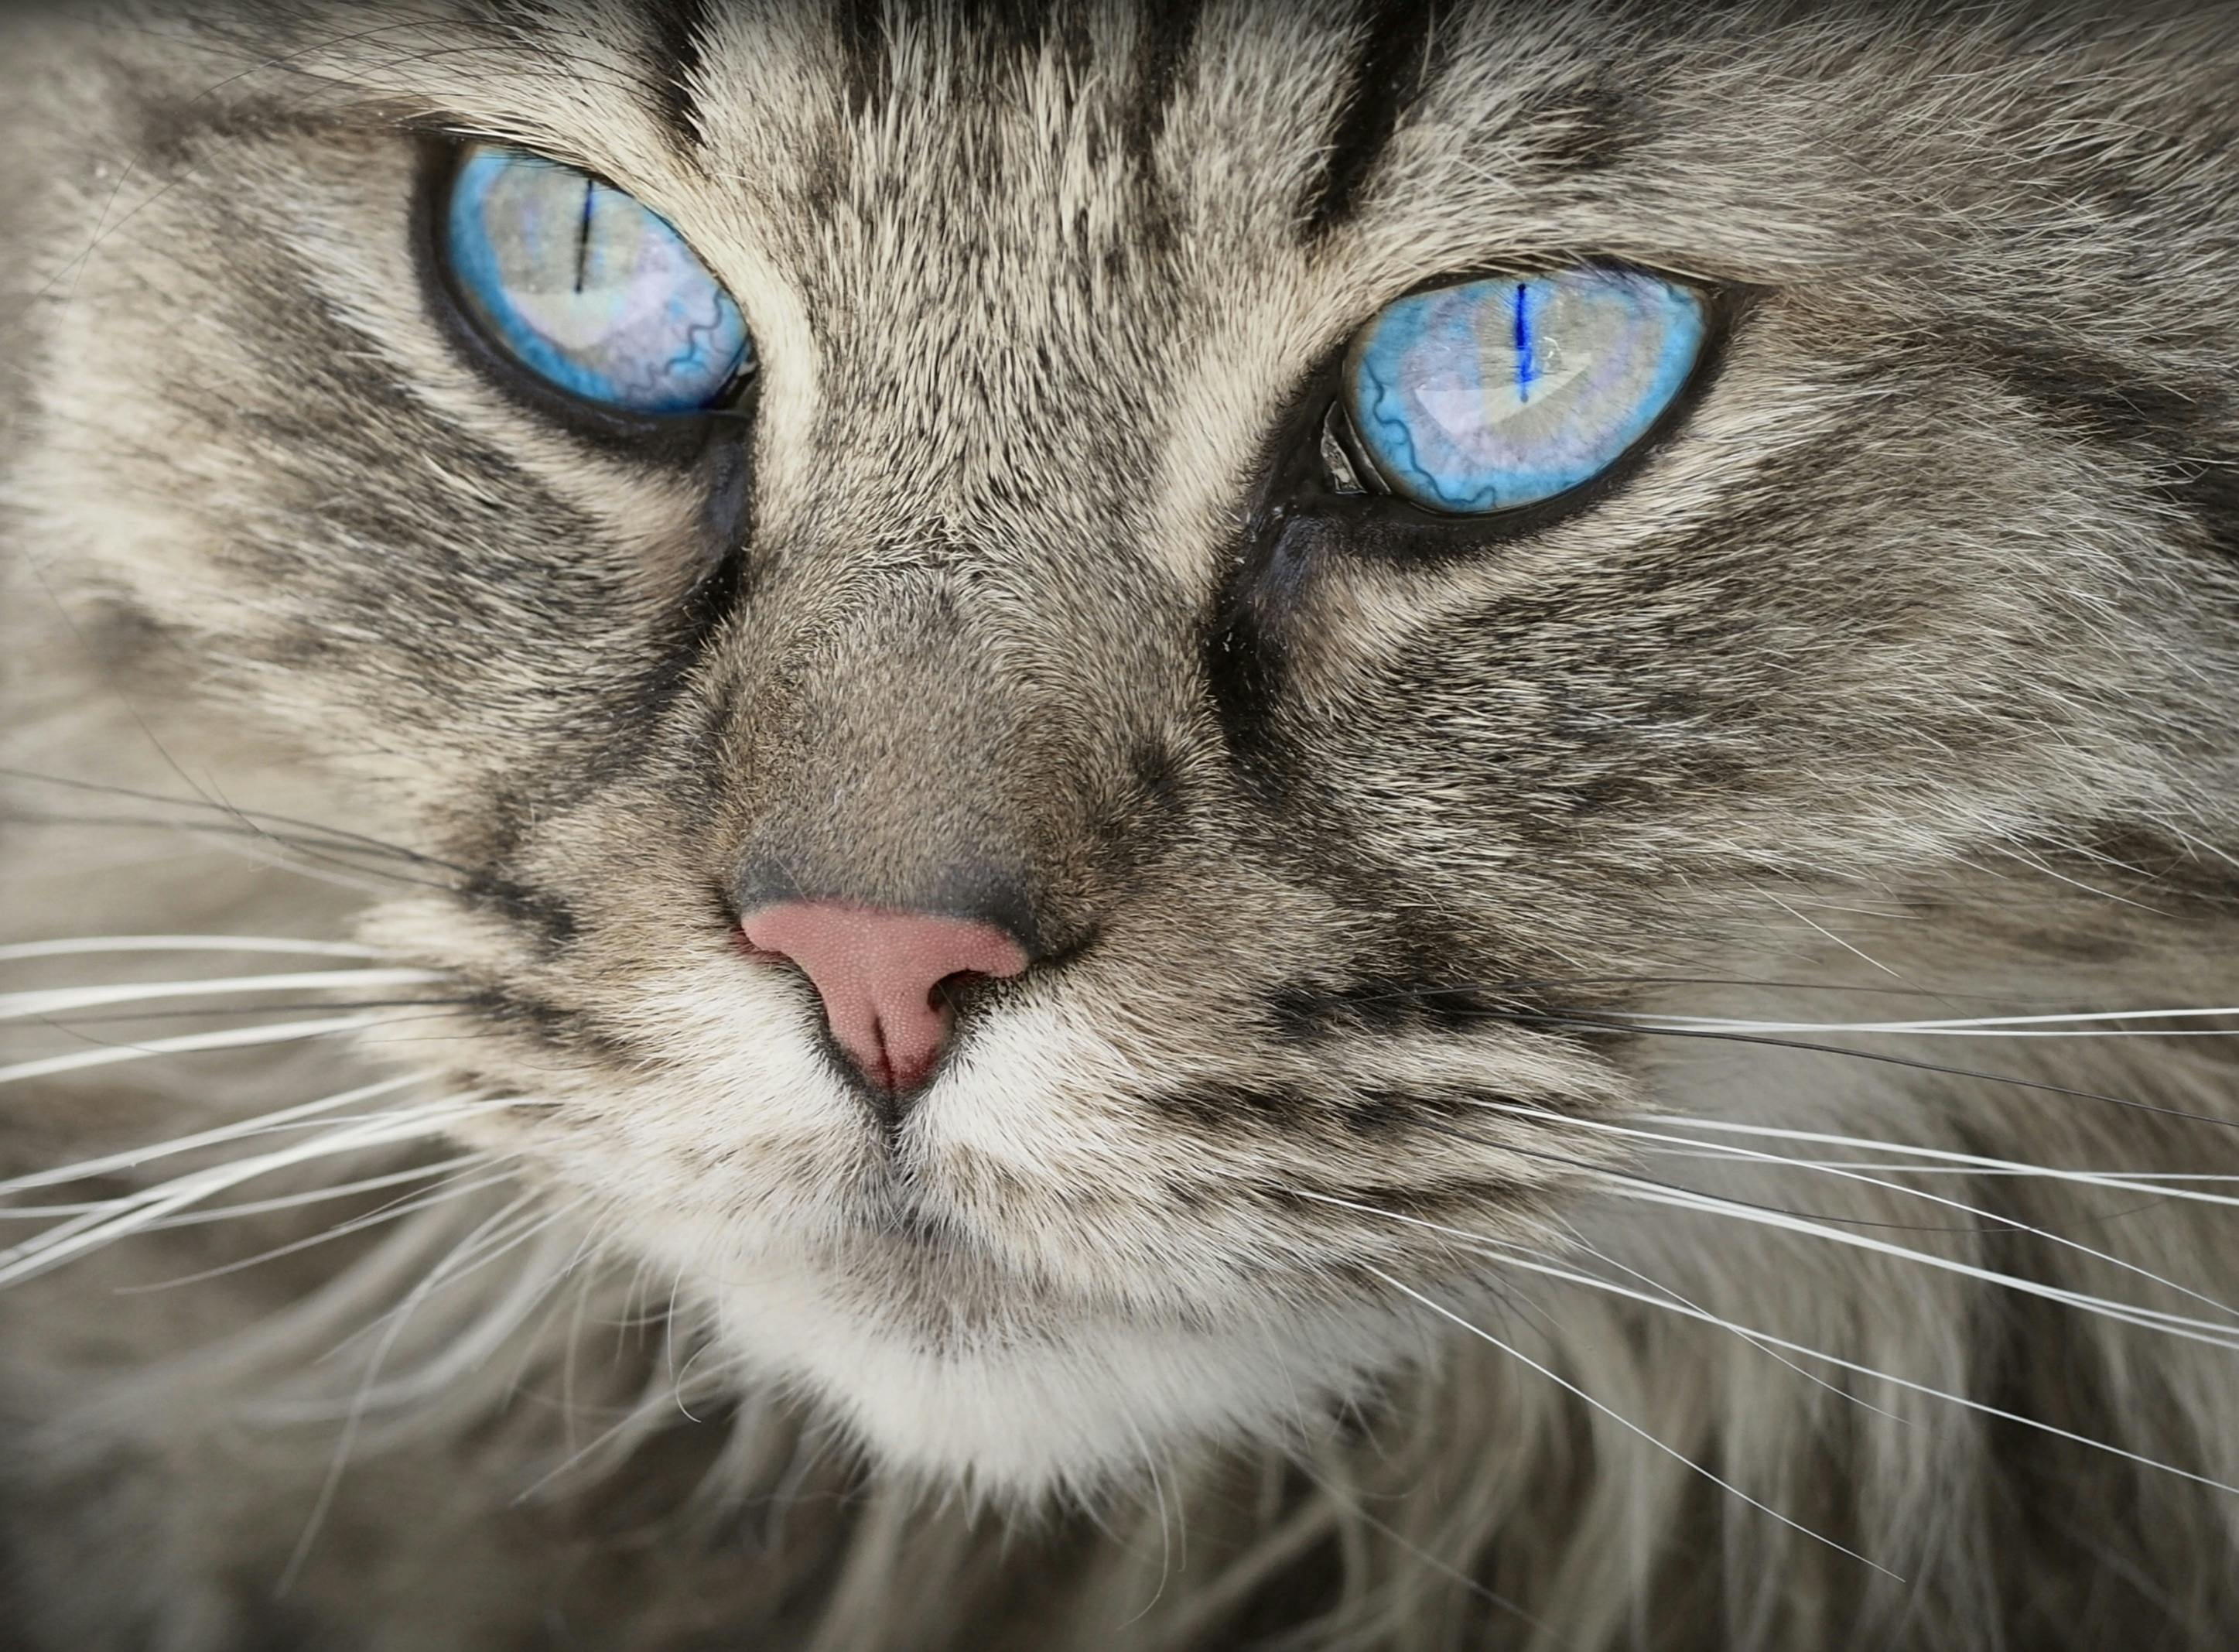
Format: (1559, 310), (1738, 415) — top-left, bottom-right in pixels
(696, 1250), (1405, 1499)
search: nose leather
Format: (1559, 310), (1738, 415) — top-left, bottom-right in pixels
(740, 900), (1031, 1095)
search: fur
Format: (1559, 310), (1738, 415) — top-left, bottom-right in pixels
(2, 2), (2237, 1647)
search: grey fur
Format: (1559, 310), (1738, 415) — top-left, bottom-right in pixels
(2, 2), (2237, 1647)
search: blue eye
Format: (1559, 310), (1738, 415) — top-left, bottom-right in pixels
(443, 144), (750, 415)
(1342, 268), (1706, 515)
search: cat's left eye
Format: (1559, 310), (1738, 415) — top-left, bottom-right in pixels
(1338, 268), (1707, 515)
(442, 143), (751, 415)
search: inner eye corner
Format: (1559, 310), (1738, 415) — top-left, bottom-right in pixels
(1315, 402), (1378, 498)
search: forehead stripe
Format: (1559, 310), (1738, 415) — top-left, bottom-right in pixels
(1301, 0), (1448, 240)
(641, 0), (716, 152)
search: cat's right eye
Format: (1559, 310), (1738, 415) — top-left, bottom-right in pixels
(441, 143), (753, 416)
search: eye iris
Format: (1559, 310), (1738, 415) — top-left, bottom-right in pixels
(445, 145), (750, 414)
(1343, 269), (1705, 514)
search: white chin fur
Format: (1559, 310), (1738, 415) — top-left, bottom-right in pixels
(708, 1277), (1396, 1500)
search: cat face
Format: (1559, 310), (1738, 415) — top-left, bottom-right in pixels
(21, 0), (2237, 1493)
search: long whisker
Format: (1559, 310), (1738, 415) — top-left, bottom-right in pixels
(1495, 1010), (2239, 1132)
(1296, 1189), (2239, 1499)
(0, 935), (386, 964)
(11, 997), (479, 1032)
(1552, 1219), (1908, 1423)
(117, 1160), (516, 1288)
(0, 968), (444, 1022)
(1629, 1007), (2239, 1037)
(0, 1099), (520, 1291)
(1648, 1117), (2239, 1209)
(1465, 1100), (2239, 1325)
(275, 1188), (562, 1591)
(0, 1014), (388, 1088)
(1600, 1178), (2239, 1349)
(0, 766), (473, 876)
(0, 809), (458, 889)
(0, 1070), (432, 1195)
(1362, 1264), (1903, 1579)
(143, 1154), (501, 1228)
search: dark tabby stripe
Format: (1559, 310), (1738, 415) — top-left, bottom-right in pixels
(1950, 329), (2239, 564)
(1300, 0), (1447, 240)
(641, 0), (714, 152)
(833, 0), (891, 118)
(1132, 0), (1205, 162)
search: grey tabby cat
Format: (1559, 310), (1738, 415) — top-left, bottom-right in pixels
(2, 1), (2237, 1647)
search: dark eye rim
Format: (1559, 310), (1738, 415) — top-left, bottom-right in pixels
(410, 134), (757, 463)
(1262, 265), (1748, 561)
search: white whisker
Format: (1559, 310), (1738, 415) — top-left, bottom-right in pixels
(0, 1099), (514, 1291)
(0, 1071), (433, 1195)
(116, 1162), (518, 1290)
(277, 1190), (553, 1591)
(1297, 1189), (2239, 1497)
(1653, 1117), (2239, 1209)
(0, 1014), (386, 1087)
(0, 968), (444, 1022)
(1468, 1101), (2239, 1325)
(146, 1152), (500, 1230)
(1362, 1263), (1903, 1579)
(1629, 1006), (2239, 1037)
(279, 1199), (586, 1418)
(0, 935), (386, 964)
(1602, 1179), (2239, 1350)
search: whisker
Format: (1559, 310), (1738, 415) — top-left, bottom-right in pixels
(0, 766), (473, 876)
(1639, 1006), (2239, 1033)
(1494, 1010), (2239, 1132)
(128, 1161), (523, 1291)
(0, 935), (386, 964)
(1601, 1179), (2239, 1349)
(276, 1189), (563, 1591)
(1465, 1101), (2239, 1325)
(1649, 1117), (2239, 1209)
(0, 1070), (433, 1195)
(0, 968), (444, 1022)
(0, 1014), (388, 1088)
(9, 997), (479, 1032)
(1554, 1221), (1909, 1424)
(0, 809), (457, 888)
(0, 1099), (518, 1291)
(142, 1152), (502, 1233)
(1362, 1264), (1903, 1579)
(0, 1127), (484, 1219)
(1308, 1191), (2239, 1499)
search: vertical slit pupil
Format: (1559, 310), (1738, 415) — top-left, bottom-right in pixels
(1513, 281), (1535, 404)
(573, 177), (596, 294)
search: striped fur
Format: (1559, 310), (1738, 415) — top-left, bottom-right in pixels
(2, 2), (2237, 1647)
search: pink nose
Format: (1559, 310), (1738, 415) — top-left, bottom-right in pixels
(739, 901), (1031, 1094)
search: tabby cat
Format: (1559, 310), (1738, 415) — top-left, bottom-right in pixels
(2, 2), (2237, 1647)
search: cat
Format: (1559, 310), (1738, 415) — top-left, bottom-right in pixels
(2, 1), (2237, 1647)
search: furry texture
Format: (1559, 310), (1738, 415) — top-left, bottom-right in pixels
(2, 2), (2238, 1647)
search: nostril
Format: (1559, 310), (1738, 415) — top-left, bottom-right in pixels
(928, 970), (984, 1012)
